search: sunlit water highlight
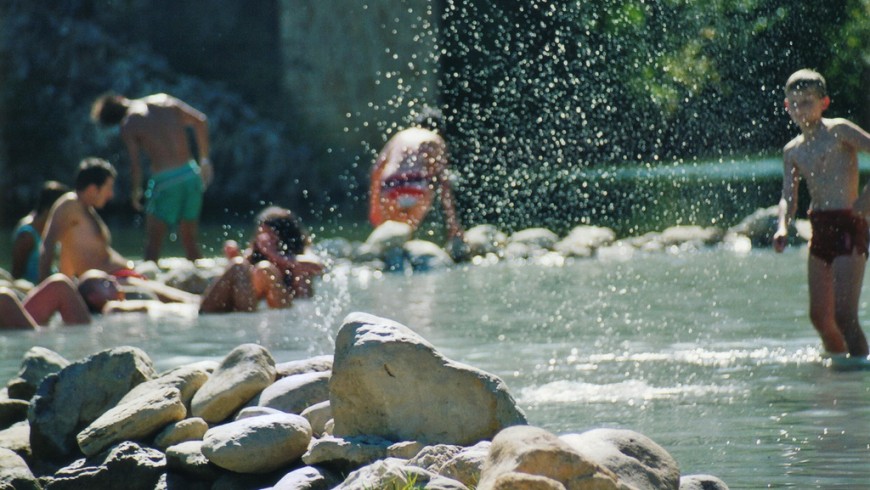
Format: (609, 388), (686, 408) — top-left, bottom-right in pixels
(2, 244), (869, 488)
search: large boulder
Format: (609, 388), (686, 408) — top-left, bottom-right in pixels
(561, 428), (680, 490)
(201, 412), (312, 473)
(477, 425), (626, 490)
(28, 347), (155, 463)
(190, 344), (276, 423)
(6, 346), (70, 401)
(76, 386), (186, 457)
(330, 312), (527, 446)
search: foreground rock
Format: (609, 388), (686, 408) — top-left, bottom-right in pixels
(29, 347), (155, 463)
(201, 412), (312, 473)
(330, 312), (528, 446)
(562, 428), (680, 490)
(190, 343), (276, 423)
(0, 310), (729, 489)
(478, 425), (626, 489)
(6, 347), (70, 401)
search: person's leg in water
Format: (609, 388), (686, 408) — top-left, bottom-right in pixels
(831, 253), (869, 357)
(178, 219), (202, 261)
(25, 274), (91, 325)
(0, 275), (90, 328)
(200, 258), (258, 313)
(0, 289), (37, 329)
(808, 255), (848, 354)
(145, 214), (168, 263)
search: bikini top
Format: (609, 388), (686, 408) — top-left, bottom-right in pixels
(12, 223), (41, 283)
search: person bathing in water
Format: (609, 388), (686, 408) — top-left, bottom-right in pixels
(369, 107), (466, 257)
(39, 158), (197, 304)
(773, 69), (870, 362)
(91, 92), (213, 263)
(200, 206), (324, 313)
(11, 180), (70, 283)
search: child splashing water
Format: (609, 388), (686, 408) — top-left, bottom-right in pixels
(773, 69), (870, 366)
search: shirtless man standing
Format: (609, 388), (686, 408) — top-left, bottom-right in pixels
(91, 92), (213, 262)
(39, 158), (130, 280)
(39, 158), (199, 304)
(369, 107), (464, 255)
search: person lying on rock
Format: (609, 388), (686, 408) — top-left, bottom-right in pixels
(0, 274), (91, 329)
(200, 206), (324, 313)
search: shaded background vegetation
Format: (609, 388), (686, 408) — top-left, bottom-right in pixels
(0, 0), (867, 235)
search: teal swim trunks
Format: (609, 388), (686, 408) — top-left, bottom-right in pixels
(145, 161), (203, 226)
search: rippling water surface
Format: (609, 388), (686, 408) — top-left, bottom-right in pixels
(2, 245), (869, 488)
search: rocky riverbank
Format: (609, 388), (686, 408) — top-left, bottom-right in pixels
(0, 312), (729, 489)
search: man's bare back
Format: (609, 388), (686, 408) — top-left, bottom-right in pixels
(122, 94), (201, 173)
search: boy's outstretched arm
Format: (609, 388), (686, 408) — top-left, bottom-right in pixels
(840, 120), (870, 215)
(774, 154), (800, 253)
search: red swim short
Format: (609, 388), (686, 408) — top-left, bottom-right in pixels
(111, 268), (148, 281)
(808, 209), (869, 264)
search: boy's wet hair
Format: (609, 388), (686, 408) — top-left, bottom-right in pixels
(413, 106), (444, 132)
(254, 206), (309, 256)
(75, 158), (117, 191)
(785, 69), (827, 97)
(35, 180), (70, 214)
(91, 92), (128, 126)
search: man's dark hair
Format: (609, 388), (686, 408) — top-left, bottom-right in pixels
(35, 180), (70, 214)
(90, 92), (129, 126)
(75, 158), (117, 191)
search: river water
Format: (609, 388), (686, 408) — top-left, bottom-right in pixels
(1, 243), (868, 488)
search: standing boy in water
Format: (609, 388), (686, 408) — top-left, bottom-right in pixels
(369, 107), (465, 256)
(91, 92), (213, 262)
(773, 69), (870, 360)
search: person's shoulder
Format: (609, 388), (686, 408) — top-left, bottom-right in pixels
(51, 193), (85, 217)
(783, 134), (803, 153)
(144, 93), (173, 105)
(825, 117), (863, 135)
